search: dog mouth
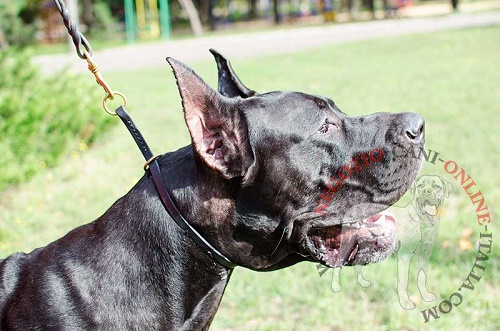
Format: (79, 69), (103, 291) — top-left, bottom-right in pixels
(419, 197), (441, 216)
(308, 211), (396, 268)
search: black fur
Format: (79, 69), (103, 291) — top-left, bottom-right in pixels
(0, 52), (425, 330)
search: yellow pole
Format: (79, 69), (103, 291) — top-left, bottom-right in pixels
(136, 0), (145, 38)
(148, 0), (160, 38)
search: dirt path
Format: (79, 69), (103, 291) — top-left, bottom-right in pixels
(34, 7), (500, 74)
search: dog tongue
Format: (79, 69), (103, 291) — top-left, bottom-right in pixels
(423, 204), (438, 216)
(365, 211), (396, 224)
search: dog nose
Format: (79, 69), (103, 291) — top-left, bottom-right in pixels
(401, 113), (425, 143)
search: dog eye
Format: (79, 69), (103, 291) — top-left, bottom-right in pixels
(318, 119), (336, 134)
(319, 123), (329, 134)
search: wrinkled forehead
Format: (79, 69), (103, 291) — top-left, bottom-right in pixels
(241, 91), (339, 135)
(417, 176), (443, 187)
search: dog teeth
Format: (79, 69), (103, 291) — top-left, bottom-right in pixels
(347, 244), (359, 262)
(369, 227), (385, 236)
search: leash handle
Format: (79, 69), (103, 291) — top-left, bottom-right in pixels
(53, 0), (92, 59)
(53, 0), (123, 112)
(115, 106), (237, 269)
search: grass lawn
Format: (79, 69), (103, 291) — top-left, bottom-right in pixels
(1, 25), (499, 330)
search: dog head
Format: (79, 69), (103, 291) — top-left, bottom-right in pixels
(167, 52), (425, 270)
(411, 175), (452, 217)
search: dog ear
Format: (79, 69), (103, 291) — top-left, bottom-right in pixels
(209, 49), (257, 98)
(167, 57), (254, 179)
(440, 177), (453, 198)
(410, 176), (420, 196)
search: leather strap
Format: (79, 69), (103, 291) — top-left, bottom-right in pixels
(115, 106), (237, 269)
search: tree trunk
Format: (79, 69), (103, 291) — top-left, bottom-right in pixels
(0, 27), (8, 50)
(273, 0), (280, 24)
(81, 0), (94, 31)
(66, 0), (80, 53)
(178, 0), (204, 36)
(249, 0), (258, 19)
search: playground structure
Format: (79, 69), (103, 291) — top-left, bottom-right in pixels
(33, 0), (422, 46)
(124, 0), (172, 41)
(36, 0), (171, 44)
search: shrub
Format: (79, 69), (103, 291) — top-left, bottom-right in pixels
(0, 1), (38, 48)
(91, 1), (119, 38)
(0, 50), (113, 191)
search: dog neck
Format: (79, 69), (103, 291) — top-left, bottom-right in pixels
(156, 146), (306, 272)
(111, 146), (235, 329)
(138, 229), (231, 330)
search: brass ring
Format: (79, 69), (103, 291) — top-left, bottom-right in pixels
(144, 154), (162, 171)
(102, 91), (127, 116)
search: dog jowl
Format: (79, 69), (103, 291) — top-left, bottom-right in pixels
(0, 51), (424, 330)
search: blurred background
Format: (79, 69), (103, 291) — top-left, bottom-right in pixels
(0, 0), (498, 330)
(0, 0), (493, 47)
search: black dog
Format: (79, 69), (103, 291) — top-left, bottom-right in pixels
(0, 50), (424, 330)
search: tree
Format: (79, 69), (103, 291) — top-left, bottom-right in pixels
(0, 27), (7, 50)
(273, 0), (280, 24)
(0, 0), (38, 47)
(249, 0), (258, 19)
(81, 0), (94, 31)
(178, 0), (203, 36)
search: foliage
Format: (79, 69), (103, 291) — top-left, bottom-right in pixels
(0, 0), (38, 48)
(88, 1), (119, 39)
(0, 50), (113, 191)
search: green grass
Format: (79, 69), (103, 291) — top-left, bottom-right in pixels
(1, 26), (499, 330)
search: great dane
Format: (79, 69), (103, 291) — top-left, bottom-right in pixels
(0, 50), (424, 330)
